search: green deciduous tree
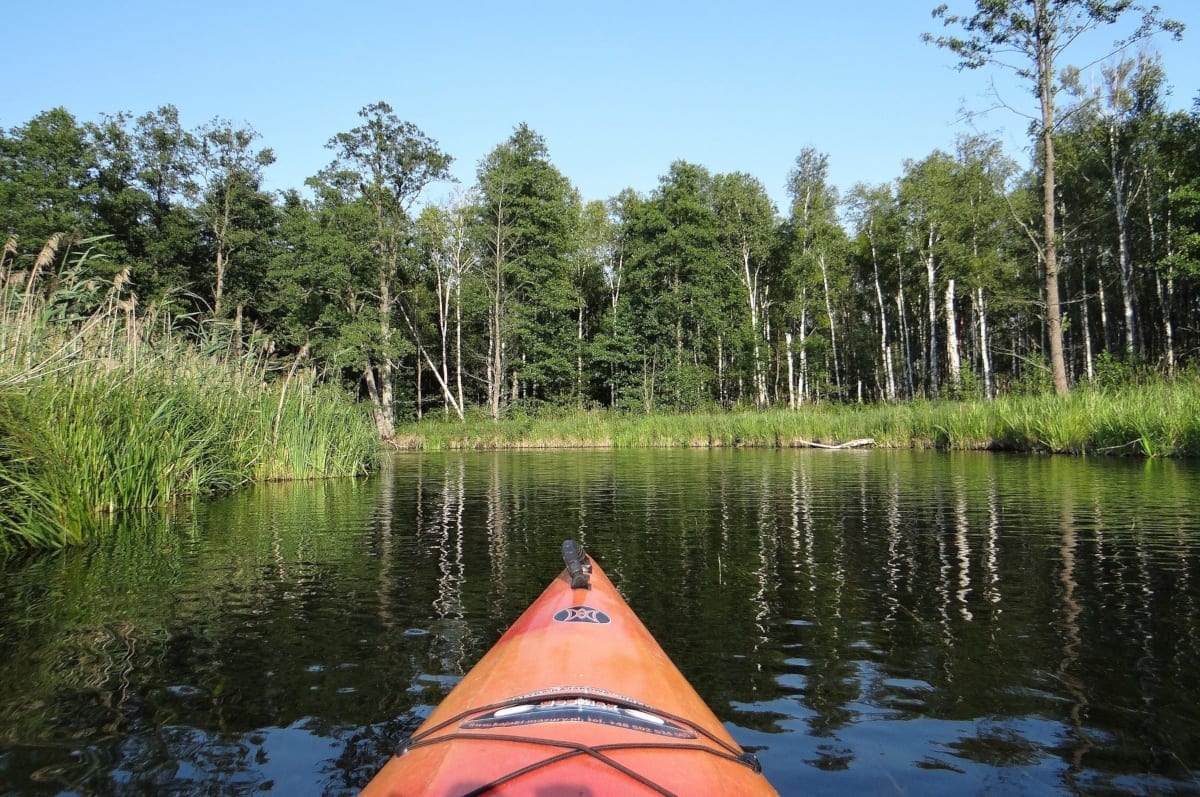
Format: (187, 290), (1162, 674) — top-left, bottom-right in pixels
(473, 124), (578, 417)
(0, 108), (98, 250)
(620, 162), (726, 410)
(311, 102), (451, 436)
(86, 105), (205, 306)
(591, 189), (643, 409)
(268, 188), (377, 377)
(572, 199), (615, 407)
(185, 118), (277, 323)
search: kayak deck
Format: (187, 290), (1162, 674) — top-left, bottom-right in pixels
(361, 541), (777, 796)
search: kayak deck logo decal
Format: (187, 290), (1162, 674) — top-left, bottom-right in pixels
(553, 605), (611, 624)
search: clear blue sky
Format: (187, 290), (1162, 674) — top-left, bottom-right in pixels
(5, 1), (1198, 211)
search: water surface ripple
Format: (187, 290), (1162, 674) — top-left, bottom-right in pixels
(2, 450), (1198, 795)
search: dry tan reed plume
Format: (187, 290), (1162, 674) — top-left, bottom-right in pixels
(111, 266), (130, 295)
(1, 236), (17, 288)
(104, 267), (133, 317)
(25, 233), (64, 298)
(13, 234), (65, 337)
(5, 235), (62, 368)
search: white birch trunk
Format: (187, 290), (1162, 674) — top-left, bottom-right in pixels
(976, 286), (994, 399)
(378, 277), (395, 435)
(945, 278), (961, 392)
(785, 331), (796, 410)
(455, 280), (465, 414)
(1098, 274), (1111, 352)
(1150, 179), (1176, 377)
(798, 302), (809, 406)
(1109, 117), (1137, 358)
(819, 253), (840, 393)
(872, 243), (896, 401)
(925, 227), (939, 397)
(1081, 265), (1095, 382)
(896, 252), (914, 399)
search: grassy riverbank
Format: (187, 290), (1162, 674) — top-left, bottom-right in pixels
(1, 242), (378, 553)
(396, 380), (1200, 457)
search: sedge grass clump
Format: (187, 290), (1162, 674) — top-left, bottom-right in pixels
(254, 376), (379, 481)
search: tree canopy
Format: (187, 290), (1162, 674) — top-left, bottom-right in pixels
(4, 34), (1199, 432)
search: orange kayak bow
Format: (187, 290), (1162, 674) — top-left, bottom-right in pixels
(362, 540), (778, 796)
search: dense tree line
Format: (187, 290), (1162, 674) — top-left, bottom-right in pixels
(3, 60), (1198, 435)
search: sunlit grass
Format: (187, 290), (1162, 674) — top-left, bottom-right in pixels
(397, 381), (1200, 459)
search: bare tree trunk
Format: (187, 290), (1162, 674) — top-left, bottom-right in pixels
(1114, 189), (1138, 358)
(489, 263), (503, 421)
(976, 286), (994, 399)
(872, 243), (896, 401)
(819, 254), (840, 394)
(925, 228), (940, 398)
(896, 252), (914, 399)
(376, 277), (396, 434)
(1098, 274), (1111, 352)
(798, 297), (809, 405)
(577, 303), (585, 408)
(416, 359), (423, 420)
(1151, 184), (1176, 377)
(511, 351), (522, 405)
(1106, 115), (1139, 360)
(642, 354), (656, 412)
(785, 331), (796, 410)
(1081, 261), (1095, 382)
(455, 281), (465, 415)
(363, 364), (394, 439)
(717, 334), (726, 405)
(214, 248), (226, 319)
(945, 278), (961, 393)
(1040, 54), (1070, 394)
(437, 273), (452, 416)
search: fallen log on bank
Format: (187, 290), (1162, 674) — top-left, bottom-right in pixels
(790, 438), (875, 449)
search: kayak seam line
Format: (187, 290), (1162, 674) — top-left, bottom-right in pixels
(404, 733), (760, 796)
(410, 733), (679, 797)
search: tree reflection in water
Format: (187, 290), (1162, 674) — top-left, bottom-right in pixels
(1, 450), (1198, 795)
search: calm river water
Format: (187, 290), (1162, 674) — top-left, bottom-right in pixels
(1, 450), (1199, 795)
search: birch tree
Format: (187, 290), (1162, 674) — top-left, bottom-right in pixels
(784, 149), (845, 402)
(899, 152), (956, 397)
(713, 172), (776, 408)
(927, 0), (1182, 394)
(847, 183), (899, 402)
(415, 192), (477, 419)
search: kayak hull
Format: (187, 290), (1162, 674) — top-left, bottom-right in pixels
(362, 547), (776, 796)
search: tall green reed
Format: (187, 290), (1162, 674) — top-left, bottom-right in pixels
(0, 236), (377, 554)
